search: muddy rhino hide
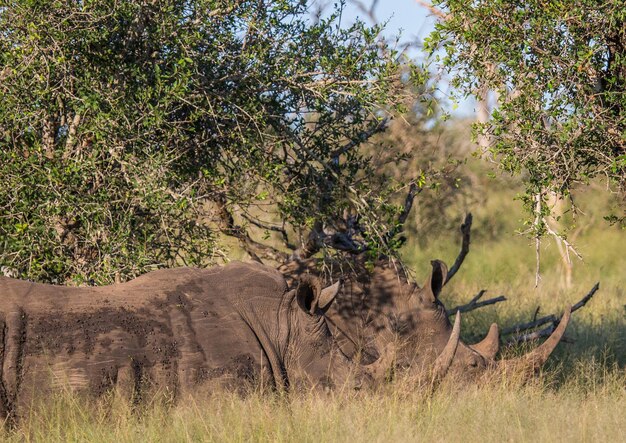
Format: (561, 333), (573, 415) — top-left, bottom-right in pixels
(0, 261), (360, 420)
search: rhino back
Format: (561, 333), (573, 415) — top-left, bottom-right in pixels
(0, 263), (290, 417)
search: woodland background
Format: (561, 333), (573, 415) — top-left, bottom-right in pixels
(0, 1), (624, 440)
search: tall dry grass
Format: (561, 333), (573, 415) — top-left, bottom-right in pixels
(3, 366), (624, 442)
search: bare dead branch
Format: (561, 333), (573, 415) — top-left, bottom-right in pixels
(501, 313), (558, 336)
(444, 213), (472, 284)
(329, 118), (389, 160)
(446, 289), (507, 315)
(505, 324), (555, 346)
(215, 196), (289, 263)
(468, 289), (488, 305)
(502, 282), (599, 336)
(572, 282), (600, 312)
(240, 212), (295, 250)
(505, 323), (575, 346)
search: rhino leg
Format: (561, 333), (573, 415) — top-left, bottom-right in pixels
(0, 307), (26, 423)
(167, 299), (206, 395)
(114, 365), (136, 402)
(0, 316), (9, 421)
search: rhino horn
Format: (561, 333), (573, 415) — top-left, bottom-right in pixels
(431, 310), (461, 381)
(502, 306), (572, 374)
(471, 323), (500, 360)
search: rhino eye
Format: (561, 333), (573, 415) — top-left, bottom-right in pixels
(469, 355), (482, 368)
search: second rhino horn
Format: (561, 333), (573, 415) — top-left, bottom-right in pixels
(471, 323), (500, 360)
(431, 310), (461, 381)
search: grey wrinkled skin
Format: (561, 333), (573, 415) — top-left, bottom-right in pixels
(0, 261), (369, 421)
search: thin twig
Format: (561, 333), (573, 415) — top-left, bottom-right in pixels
(215, 195), (288, 263)
(240, 212), (295, 250)
(543, 217), (584, 262)
(534, 192), (542, 287)
(445, 213), (472, 284)
(446, 292), (507, 316)
(505, 324), (575, 346)
(329, 118), (389, 160)
(502, 282), (599, 336)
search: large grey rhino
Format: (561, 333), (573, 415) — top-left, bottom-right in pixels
(280, 257), (571, 380)
(0, 261), (461, 421)
(0, 262), (345, 418)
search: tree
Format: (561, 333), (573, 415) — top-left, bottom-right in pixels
(425, 1), (626, 231)
(0, 0), (425, 284)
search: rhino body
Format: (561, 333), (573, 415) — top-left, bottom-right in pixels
(0, 261), (357, 419)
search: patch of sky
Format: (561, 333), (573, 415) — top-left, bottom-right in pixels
(309, 0), (478, 117)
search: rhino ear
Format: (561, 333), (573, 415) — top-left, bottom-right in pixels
(421, 260), (448, 304)
(296, 276), (341, 315)
(295, 275), (319, 314)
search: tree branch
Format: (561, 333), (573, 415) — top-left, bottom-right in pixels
(63, 113), (81, 159)
(240, 212), (295, 250)
(215, 196), (289, 263)
(505, 324), (556, 346)
(446, 289), (507, 315)
(382, 182), (421, 246)
(502, 282), (599, 337)
(501, 313), (558, 337)
(505, 322), (575, 346)
(571, 282), (600, 313)
(329, 118), (389, 160)
(398, 182), (421, 226)
(445, 213), (472, 284)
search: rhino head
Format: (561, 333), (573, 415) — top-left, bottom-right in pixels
(378, 260), (571, 381)
(285, 275), (390, 390)
(281, 257), (571, 385)
(302, 260), (569, 380)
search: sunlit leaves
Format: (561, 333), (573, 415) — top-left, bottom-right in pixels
(0, 0), (420, 283)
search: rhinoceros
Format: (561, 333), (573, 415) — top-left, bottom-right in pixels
(280, 257), (571, 380)
(0, 260), (465, 421)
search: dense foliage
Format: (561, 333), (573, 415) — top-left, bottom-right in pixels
(426, 0), (626, 227)
(0, 0), (424, 283)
